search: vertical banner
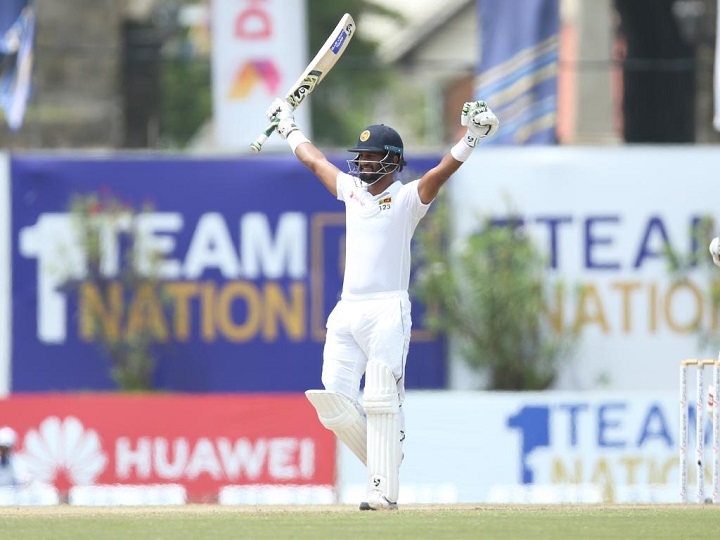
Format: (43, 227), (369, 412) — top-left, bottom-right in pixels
(211, 0), (310, 150)
(475, 0), (560, 144)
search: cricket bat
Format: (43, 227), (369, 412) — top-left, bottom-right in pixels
(249, 13), (356, 153)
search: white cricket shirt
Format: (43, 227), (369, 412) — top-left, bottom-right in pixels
(336, 172), (431, 299)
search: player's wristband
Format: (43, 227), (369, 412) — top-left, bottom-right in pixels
(287, 129), (310, 154)
(450, 139), (474, 162)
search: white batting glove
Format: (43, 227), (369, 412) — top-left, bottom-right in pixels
(265, 98), (298, 139)
(709, 237), (720, 267)
(460, 101), (499, 148)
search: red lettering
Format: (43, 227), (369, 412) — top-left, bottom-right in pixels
(235, 2), (271, 40)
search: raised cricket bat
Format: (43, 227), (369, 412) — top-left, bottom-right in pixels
(249, 13), (356, 153)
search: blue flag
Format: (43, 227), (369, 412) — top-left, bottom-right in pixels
(475, 0), (559, 144)
(0, 0), (35, 131)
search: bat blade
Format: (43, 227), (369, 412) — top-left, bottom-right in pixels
(250, 13), (356, 153)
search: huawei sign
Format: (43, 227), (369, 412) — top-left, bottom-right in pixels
(18, 418), (317, 486)
(114, 436), (317, 482)
(3, 394), (336, 500)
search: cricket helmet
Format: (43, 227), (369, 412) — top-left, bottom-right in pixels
(347, 124), (407, 184)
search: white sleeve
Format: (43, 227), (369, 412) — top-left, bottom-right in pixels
(403, 180), (431, 221)
(336, 172), (354, 202)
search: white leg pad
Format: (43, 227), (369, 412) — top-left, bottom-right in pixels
(364, 361), (401, 506)
(305, 390), (367, 465)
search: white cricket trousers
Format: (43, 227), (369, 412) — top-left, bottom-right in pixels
(321, 291), (412, 405)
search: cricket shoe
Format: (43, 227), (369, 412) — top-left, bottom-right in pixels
(359, 490), (398, 511)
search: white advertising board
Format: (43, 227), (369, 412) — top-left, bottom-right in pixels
(211, 0), (310, 150)
(338, 391), (694, 504)
(445, 146), (720, 392)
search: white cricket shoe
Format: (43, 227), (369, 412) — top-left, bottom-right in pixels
(362, 489), (398, 511)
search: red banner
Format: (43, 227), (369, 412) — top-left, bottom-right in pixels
(0, 394), (335, 502)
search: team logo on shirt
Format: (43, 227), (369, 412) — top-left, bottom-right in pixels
(378, 196), (392, 211)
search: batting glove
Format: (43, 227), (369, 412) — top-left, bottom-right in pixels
(709, 237), (720, 267)
(461, 101), (499, 148)
(266, 98), (299, 140)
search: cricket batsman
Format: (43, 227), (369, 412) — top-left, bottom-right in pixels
(266, 97), (499, 510)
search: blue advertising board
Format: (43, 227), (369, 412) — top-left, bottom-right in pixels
(11, 154), (446, 392)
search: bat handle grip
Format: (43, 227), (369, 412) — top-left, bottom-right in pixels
(249, 122), (278, 153)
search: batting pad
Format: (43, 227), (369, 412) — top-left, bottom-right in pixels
(363, 361), (401, 504)
(305, 390), (367, 465)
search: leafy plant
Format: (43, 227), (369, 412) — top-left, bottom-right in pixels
(67, 190), (165, 391)
(664, 215), (720, 351)
(412, 196), (578, 390)
(306, 0), (404, 146)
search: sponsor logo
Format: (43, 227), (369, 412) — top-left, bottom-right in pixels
(15, 415), (320, 487)
(349, 190), (367, 207)
(20, 211), (308, 344)
(228, 59), (280, 99)
(18, 416), (107, 491)
(331, 30), (348, 54)
(507, 399), (677, 502)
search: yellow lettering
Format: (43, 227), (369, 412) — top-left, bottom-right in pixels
(78, 280), (309, 343)
(80, 282), (123, 342)
(201, 281), (216, 341)
(551, 457), (582, 483)
(590, 458), (614, 502)
(655, 458), (676, 484)
(165, 282), (199, 341)
(664, 280), (702, 333)
(649, 283), (658, 333)
(264, 282), (305, 341)
(543, 282), (565, 333)
(574, 284), (609, 333)
(618, 456), (642, 484)
(126, 283), (169, 341)
(546, 278), (720, 336)
(711, 279), (720, 332)
(611, 281), (641, 333)
(218, 282), (261, 341)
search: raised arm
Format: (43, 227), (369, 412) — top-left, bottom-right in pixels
(266, 98), (340, 197)
(417, 101), (499, 205)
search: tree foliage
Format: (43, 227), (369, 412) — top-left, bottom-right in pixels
(157, 0), (402, 148)
(412, 196), (578, 391)
(160, 57), (212, 148)
(664, 215), (720, 352)
(67, 191), (166, 391)
(306, 1), (404, 147)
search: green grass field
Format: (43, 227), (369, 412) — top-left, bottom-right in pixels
(2, 504), (720, 540)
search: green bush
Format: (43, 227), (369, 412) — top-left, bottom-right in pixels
(412, 196), (577, 390)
